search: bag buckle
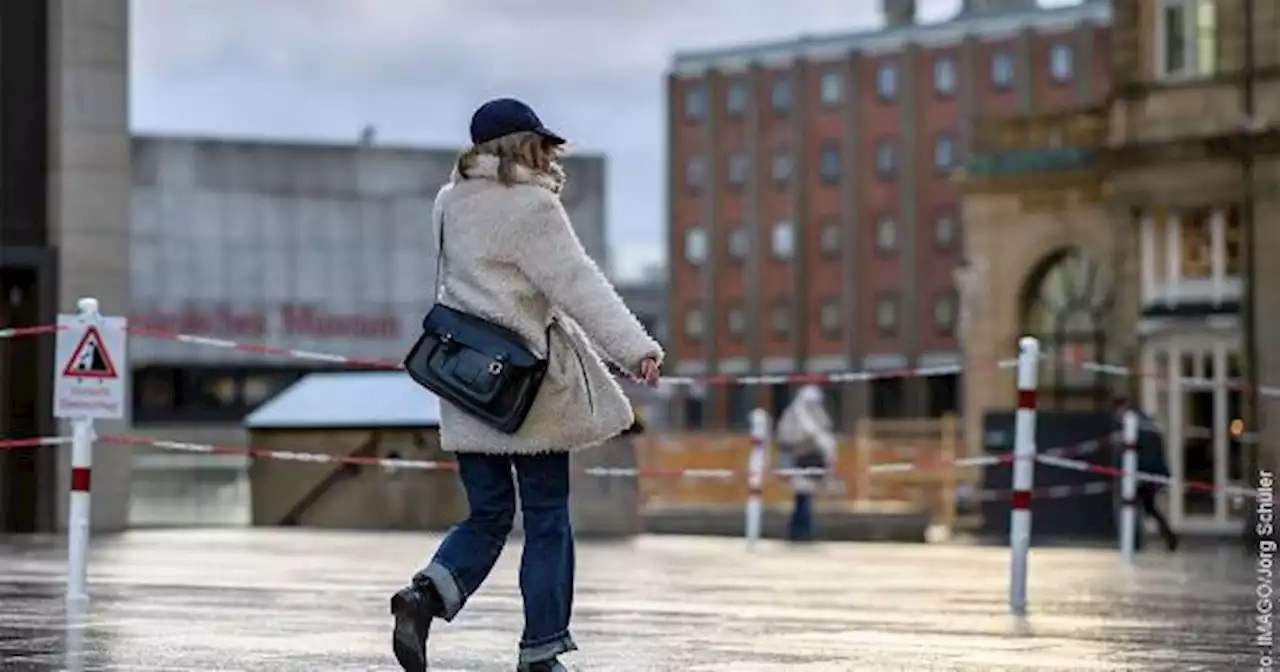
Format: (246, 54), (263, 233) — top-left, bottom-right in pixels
(488, 360), (504, 376)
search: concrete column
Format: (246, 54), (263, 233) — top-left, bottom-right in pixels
(1015, 28), (1034, 113)
(745, 65), (763, 375)
(48, 0), (133, 531)
(789, 60), (809, 371)
(702, 71), (721, 424)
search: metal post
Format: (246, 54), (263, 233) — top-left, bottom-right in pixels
(66, 297), (100, 604)
(1009, 336), (1040, 616)
(745, 408), (770, 548)
(1120, 409), (1140, 562)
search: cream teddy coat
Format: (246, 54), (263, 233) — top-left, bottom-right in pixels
(428, 154), (663, 455)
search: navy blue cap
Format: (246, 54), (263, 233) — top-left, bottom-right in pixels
(469, 98), (566, 146)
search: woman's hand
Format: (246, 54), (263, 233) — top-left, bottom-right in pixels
(637, 357), (661, 387)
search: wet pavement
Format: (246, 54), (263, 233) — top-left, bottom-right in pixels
(0, 529), (1267, 671)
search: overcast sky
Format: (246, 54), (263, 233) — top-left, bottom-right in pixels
(130, 0), (1077, 281)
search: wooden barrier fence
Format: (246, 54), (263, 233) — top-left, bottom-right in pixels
(637, 414), (973, 525)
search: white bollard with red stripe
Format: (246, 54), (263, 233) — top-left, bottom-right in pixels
(1119, 409), (1139, 562)
(66, 409), (95, 603)
(1009, 336), (1040, 616)
(65, 297), (99, 604)
(745, 408), (770, 549)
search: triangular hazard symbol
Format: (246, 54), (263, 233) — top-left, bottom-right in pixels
(62, 326), (119, 380)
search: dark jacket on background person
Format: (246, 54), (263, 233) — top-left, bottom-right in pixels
(1117, 411), (1170, 481)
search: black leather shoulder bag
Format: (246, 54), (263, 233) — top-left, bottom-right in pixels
(403, 213), (549, 434)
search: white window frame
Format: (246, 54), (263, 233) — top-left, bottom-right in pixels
(772, 220), (795, 259)
(727, 306), (746, 337)
(876, 138), (897, 176)
(934, 214), (957, 248)
(772, 150), (792, 183)
(728, 227), (750, 260)
(819, 70), (843, 106)
(685, 156), (706, 189)
(991, 50), (1014, 88)
(1155, 0), (1216, 81)
(727, 152), (748, 185)
(1049, 43), (1073, 82)
(934, 134), (955, 170)
(820, 299), (841, 336)
(876, 217), (898, 252)
(819, 143), (841, 182)
(934, 57), (956, 94)
(685, 308), (705, 339)
(876, 62), (898, 100)
(684, 86), (707, 120)
(726, 78), (747, 115)
(820, 220), (841, 256)
(771, 78), (792, 112)
(875, 296), (898, 333)
(684, 227), (708, 265)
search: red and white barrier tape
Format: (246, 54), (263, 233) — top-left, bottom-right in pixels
(3, 320), (1280, 395)
(961, 480), (1112, 503)
(1035, 453), (1257, 498)
(0, 436), (74, 450)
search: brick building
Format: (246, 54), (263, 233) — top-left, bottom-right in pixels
(959, 0), (1280, 533)
(665, 0), (1111, 430)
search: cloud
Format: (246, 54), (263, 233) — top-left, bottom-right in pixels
(131, 0), (1079, 280)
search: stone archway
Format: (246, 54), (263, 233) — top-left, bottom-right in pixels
(1020, 247), (1114, 410)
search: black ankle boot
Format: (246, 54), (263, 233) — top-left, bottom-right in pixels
(390, 581), (442, 671)
(518, 659), (567, 672)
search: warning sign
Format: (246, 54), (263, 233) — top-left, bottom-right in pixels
(62, 326), (119, 380)
(54, 314), (128, 420)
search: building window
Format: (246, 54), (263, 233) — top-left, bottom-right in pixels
(726, 384), (750, 430)
(934, 292), (957, 335)
(819, 298), (841, 338)
(684, 307), (705, 340)
(727, 152), (748, 186)
(726, 77), (747, 116)
(685, 155), (707, 190)
(772, 220), (795, 260)
(1156, 0), (1217, 80)
(1023, 248), (1114, 409)
(991, 50), (1014, 89)
(934, 133), (956, 171)
(1049, 44), (1074, 82)
(875, 137), (897, 177)
(875, 294), (898, 335)
(819, 142), (841, 183)
(771, 77), (792, 113)
(934, 214), (957, 249)
(875, 217), (898, 253)
(684, 227), (708, 265)
(772, 149), (792, 184)
(727, 305), (747, 339)
(1179, 208), (1213, 279)
(819, 218), (841, 258)
(684, 85), (707, 121)
(772, 300), (791, 338)
(728, 226), (750, 261)
(133, 365), (307, 425)
(934, 57), (956, 95)
(876, 62), (897, 100)
(819, 70), (843, 106)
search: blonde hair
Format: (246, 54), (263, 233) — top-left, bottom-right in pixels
(455, 131), (564, 186)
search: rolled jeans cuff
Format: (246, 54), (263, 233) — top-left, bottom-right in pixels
(414, 562), (464, 621)
(519, 632), (578, 665)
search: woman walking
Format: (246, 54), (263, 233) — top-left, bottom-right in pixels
(775, 385), (838, 542)
(390, 98), (663, 672)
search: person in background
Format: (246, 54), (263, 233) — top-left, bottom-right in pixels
(775, 385), (838, 542)
(1114, 397), (1179, 551)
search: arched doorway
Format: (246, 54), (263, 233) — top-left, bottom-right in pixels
(1020, 248), (1114, 410)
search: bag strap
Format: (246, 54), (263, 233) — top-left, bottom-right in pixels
(435, 211), (446, 302)
(435, 206), (556, 358)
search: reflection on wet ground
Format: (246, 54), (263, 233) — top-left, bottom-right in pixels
(0, 529), (1265, 670)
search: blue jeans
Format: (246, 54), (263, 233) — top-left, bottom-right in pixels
(415, 452), (577, 664)
(789, 491), (814, 541)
